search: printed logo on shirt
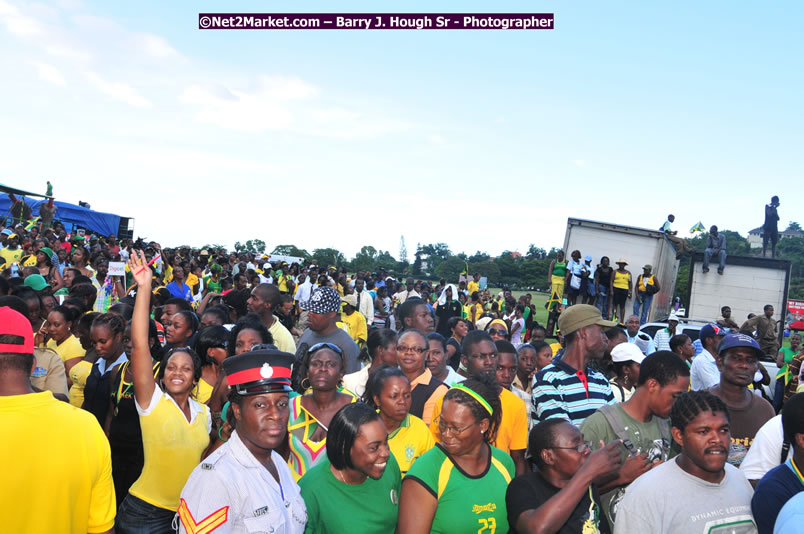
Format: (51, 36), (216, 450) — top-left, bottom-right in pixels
(200, 463), (214, 471)
(254, 506), (268, 517)
(472, 503), (496, 514)
(390, 489), (399, 505)
(30, 366), (47, 377)
(405, 445), (415, 462)
(701, 513), (756, 533)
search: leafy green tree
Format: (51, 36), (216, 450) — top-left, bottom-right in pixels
(526, 244), (547, 260)
(434, 257), (467, 281)
(787, 221), (802, 232)
(272, 244), (310, 259)
(234, 239), (266, 254)
(312, 248), (345, 268)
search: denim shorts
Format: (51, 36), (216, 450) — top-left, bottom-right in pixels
(115, 494), (177, 534)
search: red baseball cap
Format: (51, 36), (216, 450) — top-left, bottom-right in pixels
(0, 307), (34, 354)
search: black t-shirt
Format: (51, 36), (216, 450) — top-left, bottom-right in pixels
(505, 471), (610, 534)
(436, 300), (462, 336)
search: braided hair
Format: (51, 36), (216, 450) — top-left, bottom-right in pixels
(91, 312), (126, 337)
(670, 390), (730, 432)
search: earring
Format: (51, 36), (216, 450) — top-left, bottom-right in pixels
(301, 377), (311, 391)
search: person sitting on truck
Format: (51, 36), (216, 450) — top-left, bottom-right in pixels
(703, 225), (727, 275)
(633, 265), (660, 325)
(717, 306), (740, 330)
(661, 214), (692, 258)
(690, 324), (726, 391)
(741, 305), (781, 361)
(611, 259), (632, 324)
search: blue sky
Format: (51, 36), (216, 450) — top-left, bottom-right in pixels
(1, 1), (801, 258)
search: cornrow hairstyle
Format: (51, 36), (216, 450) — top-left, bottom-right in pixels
(442, 373), (502, 444)
(362, 363), (408, 408)
(529, 419), (570, 468)
(91, 312), (126, 337)
(670, 390), (730, 433)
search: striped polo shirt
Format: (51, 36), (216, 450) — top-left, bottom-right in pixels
(532, 357), (614, 426)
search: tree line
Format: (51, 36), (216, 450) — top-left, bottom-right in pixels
(230, 223), (804, 300)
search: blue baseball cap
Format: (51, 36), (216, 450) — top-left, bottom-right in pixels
(717, 333), (762, 357)
(699, 324), (726, 340)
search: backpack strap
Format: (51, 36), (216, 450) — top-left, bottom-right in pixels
(598, 404), (639, 455)
(598, 404), (672, 460)
(781, 440), (791, 464)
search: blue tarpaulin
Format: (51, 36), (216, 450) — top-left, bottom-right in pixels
(0, 197), (122, 236)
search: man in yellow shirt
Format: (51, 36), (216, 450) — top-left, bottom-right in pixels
(341, 294), (368, 346)
(466, 272), (481, 296)
(246, 283), (297, 354)
(428, 330), (529, 476)
(0, 306), (115, 534)
(0, 233), (23, 271)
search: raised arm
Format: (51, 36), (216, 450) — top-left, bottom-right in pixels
(128, 250), (156, 408)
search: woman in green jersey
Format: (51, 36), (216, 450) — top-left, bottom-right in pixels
(399, 374), (515, 533)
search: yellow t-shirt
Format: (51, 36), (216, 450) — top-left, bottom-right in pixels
(467, 280), (480, 296)
(0, 391), (115, 533)
(129, 385), (211, 510)
(341, 310), (368, 344)
(269, 317), (297, 354)
(185, 273), (199, 294)
(69, 360), (94, 407)
(613, 270), (631, 290)
(388, 414), (435, 477)
(47, 335), (86, 364)
(192, 377), (214, 405)
(429, 387), (528, 455)
(0, 247), (22, 270)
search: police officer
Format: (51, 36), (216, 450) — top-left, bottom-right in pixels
(178, 347), (307, 533)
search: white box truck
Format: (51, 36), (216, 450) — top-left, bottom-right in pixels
(563, 218), (680, 322)
(686, 253), (792, 348)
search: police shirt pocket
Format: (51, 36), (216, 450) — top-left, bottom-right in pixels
(243, 511), (285, 534)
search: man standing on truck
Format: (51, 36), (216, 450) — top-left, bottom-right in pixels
(703, 225), (727, 275)
(633, 265), (660, 324)
(741, 304), (781, 360)
(763, 195), (780, 259)
(661, 214), (692, 258)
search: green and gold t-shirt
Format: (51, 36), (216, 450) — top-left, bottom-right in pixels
(406, 443), (514, 534)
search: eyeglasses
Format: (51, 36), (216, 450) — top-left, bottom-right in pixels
(488, 328), (507, 337)
(550, 441), (592, 454)
(397, 345), (427, 355)
(435, 416), (477, 436)
(309, 342), (343, 355)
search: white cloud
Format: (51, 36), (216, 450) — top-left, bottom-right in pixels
(139, 33), (180, 59)
(86, 72), (151, 108)
(32, 61), (65, 85)
(0, 0), (43, 36)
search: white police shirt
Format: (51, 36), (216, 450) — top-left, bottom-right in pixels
(178, 430), (306, 534)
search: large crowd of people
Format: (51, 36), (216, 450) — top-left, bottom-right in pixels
(2, 210), (802, 534)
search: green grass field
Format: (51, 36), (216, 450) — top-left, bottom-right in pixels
(488, 288), (550, 326)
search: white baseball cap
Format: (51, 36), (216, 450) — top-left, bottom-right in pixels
(611, 342), (646, 364)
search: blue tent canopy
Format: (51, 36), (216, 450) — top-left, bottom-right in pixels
(0, 197), (122, 237)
